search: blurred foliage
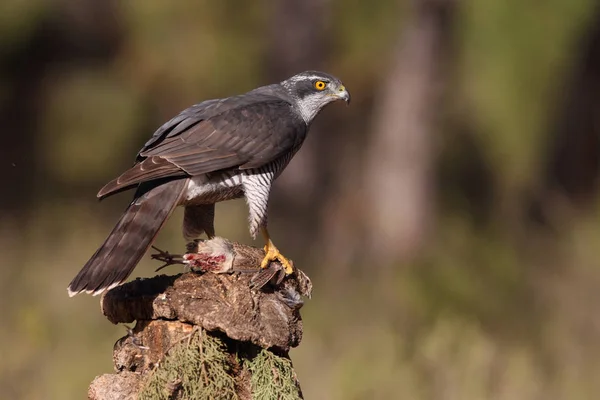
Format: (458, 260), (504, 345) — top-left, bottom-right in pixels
(1, 0), (600, 399)
(458, 0), (595, 190)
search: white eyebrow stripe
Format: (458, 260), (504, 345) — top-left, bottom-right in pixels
(289, 75), (330, 83)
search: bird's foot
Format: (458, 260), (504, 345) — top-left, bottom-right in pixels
(260, 242), (294, 275)
(150, 246), (185, 272)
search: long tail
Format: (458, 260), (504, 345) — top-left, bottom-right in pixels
(68, 179), (188, 296)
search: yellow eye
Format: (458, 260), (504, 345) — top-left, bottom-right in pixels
(314, 80), (327, 90)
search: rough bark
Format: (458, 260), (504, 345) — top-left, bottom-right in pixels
(88, 238), (310, 400)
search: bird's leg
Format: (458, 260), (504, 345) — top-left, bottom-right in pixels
(150, 245), (185, 272)
(260, 227), (294, 275)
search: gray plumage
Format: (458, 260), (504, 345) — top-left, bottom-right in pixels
(68, 71), (350, 296)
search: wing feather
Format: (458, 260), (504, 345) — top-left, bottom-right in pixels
(98, 88), (306, 199)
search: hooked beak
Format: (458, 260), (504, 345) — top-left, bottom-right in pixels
(337, 85), (351, 105)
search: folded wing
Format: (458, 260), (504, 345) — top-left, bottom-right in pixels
(98, 97), (306, 199)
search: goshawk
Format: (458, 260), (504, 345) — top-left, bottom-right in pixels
(68, 71), (350, 296)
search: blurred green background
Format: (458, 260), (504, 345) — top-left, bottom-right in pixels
(2, 0), (600, 398)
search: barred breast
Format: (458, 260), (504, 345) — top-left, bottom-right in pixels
(182, 147), (299, 207)
(183, 172), (245, 206)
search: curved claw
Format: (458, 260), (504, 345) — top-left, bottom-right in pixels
(260, 241), (294, 275)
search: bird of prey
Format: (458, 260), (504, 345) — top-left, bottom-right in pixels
(68, 71), (350, 296)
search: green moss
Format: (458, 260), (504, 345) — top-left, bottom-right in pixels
(139, 329), (238, 400)
(247, 349), (302, 400)
(138, 329), (302, 400)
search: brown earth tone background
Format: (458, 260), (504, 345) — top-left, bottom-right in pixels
(2, 0), (600, 398)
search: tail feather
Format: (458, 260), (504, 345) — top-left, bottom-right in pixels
(68, 179), (188, 296)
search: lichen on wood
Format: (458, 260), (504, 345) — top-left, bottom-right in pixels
(88, 237), (310, 400)
(139, 328), (238, 400)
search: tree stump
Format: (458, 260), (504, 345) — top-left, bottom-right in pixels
(87, 237), (312, 400)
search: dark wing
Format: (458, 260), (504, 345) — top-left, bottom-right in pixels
(142, 100), (306, 173)
(139, 99), (225, 154)
(138, 87), (286, 157)
(98, 95), (306, 198)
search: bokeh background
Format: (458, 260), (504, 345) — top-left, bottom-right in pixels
(2, 0), (600, 398)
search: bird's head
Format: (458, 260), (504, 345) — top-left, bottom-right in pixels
(281, 71), (350, 123)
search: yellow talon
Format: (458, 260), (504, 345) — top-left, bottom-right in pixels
(260, 228), (294, 275)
